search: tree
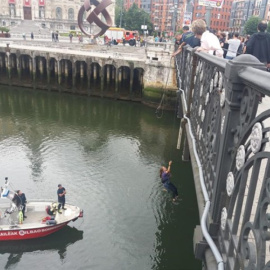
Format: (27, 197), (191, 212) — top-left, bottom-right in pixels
(244, 16), (260, 35)
(0, 27), (10, 33)
(115, 3), (153, 34)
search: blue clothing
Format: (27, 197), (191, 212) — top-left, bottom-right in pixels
(161, 172), (170, 183)
(161, 172), (178, 199)
(57, 187), (66, 210)
(164, 182), (178, 198)
(57, 187), (66, 202)
(182, 31), (200, 48)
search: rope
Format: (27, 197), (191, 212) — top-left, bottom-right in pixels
(155, 56), (174, 119)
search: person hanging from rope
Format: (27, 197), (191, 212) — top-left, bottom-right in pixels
(159, 161), (179, 201)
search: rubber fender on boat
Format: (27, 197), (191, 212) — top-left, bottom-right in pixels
(46, 219), (57, 225)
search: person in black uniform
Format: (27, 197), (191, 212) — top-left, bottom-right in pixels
(57, 184), (66, 213)
(17, 190), (27, 218)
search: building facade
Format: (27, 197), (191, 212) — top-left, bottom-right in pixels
(229, 0), (269, 34)
(192, 0), (234, 32)
(0, 0), (115, 32)
(264, 0), (270, 20)
(123, 0), (185, 36)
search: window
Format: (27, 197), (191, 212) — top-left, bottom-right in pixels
(9, 4), (16, 17)
(68, 8), (74, 20)
(56, 7), (62, 20)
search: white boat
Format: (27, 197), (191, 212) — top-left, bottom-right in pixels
(0, 178), (83, 241)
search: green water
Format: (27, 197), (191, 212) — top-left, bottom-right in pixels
(0, 86), (201, 270)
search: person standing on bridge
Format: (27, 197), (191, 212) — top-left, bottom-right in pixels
(246, 20), (270, 70)
(172, 25), (200, 57)
(160, 161), (179, 201)
(191, 19), (223, 58)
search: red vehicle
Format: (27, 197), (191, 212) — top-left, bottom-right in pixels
(104, 27), (138, 46)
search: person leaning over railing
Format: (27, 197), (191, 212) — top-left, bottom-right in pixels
(191, 19), (223, 58)
(172, 25), (200, 57)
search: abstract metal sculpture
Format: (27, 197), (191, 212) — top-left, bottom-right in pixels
(78, 0), (113, 38)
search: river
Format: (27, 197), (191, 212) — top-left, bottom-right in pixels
(0, 86), (201, 270)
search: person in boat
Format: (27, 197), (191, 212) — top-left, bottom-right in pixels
(57, 184), (67, 213)
(17, 190), (27, 219)
(46, 202), (58, 215)
(160, 161), (179, 201)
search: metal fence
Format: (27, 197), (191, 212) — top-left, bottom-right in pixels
(176, 46), (270, 270)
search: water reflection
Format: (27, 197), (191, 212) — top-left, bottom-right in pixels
(0, 86), (200, 270)
(0, 226), (83, 269)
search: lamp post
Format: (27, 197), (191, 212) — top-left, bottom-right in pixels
(169, 0), (179, 36)
(119, 0), (123, 28)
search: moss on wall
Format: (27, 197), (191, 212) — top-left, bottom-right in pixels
(142, 86), (177, 110)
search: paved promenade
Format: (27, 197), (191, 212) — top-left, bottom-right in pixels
(0, 36), (148, 62)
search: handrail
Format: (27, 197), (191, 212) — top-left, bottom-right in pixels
(238, 66), (270, 96)
(175, 59), (224, 270)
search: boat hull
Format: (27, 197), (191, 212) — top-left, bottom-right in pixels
(0, 222), (69, 241)
(0, 201), (83, 241)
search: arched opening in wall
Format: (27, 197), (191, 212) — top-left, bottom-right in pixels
(20, 55), (31, 85)
(118, 66), (130, 99)
(9, 54), (18, 80)
(35, 56), (47, 89)
(49, 58), (58, 90)
(75, 61), (87, 94)
(103, 64), (116, 97)
(0, 53), (8, 84)
(133, 68), (144, 100)
(90, 62), (101, 95)
(60, 59), (72, 92)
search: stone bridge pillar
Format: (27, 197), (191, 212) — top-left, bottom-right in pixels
(87, 60), (92, 96)
(5, 53), (11, 80)
(16, 54), (21, 80)
(57, 60), (62, 86)
(72, 61), (76, 92)
(115, 67), (119, 95)
(101, 66), (105, 93)
(129, 66), (134, 95)
(46, 55), (51, 89)
(32, 57), (36, 89)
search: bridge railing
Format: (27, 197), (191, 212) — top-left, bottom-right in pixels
(176, 46), (270, 270)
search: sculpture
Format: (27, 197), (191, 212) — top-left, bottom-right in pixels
(78, 0), (113, 38)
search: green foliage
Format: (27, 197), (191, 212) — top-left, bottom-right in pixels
(267, 22), (270, 33)
(0, 27), (10, 33)
(244, 16), (260, 35)
(115, 3), (153, 35)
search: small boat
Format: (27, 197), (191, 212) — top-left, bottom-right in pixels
(0, 178), (83, 241)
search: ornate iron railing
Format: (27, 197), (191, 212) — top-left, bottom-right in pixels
(176, 47), (270, 270)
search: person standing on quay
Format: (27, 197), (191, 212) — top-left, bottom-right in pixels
(57, 184), (66, 213)
(69, 32), (73, 43)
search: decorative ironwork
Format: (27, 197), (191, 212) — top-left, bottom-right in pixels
(250, 122), (263, 154)
(78, 0), (113, 38)
(176, 46), (270, 269)
(226, 172), (234, 196)
(221, 207), (227, 231)
(236, 145), (245, 171)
